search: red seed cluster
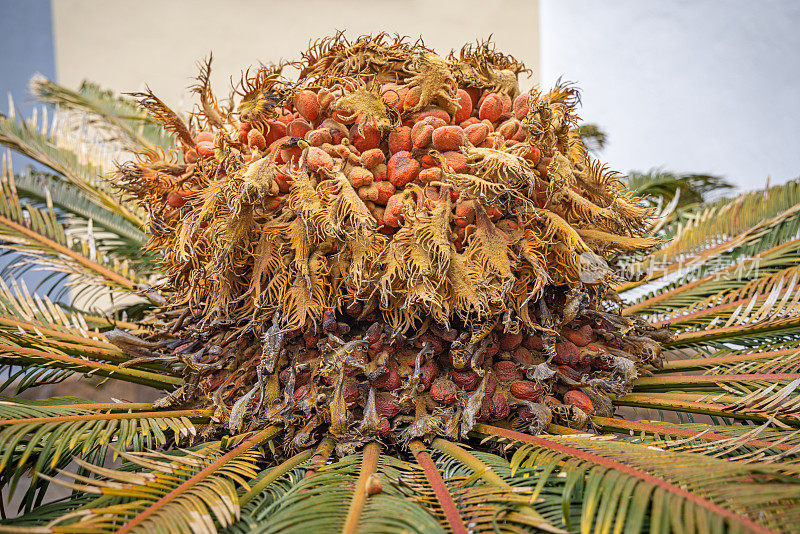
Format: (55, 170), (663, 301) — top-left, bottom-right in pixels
(115, 34), (669, 452)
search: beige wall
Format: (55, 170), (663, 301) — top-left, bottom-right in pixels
(52, 0), (539, 109)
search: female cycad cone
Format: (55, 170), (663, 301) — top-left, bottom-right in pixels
(112, 33), (670, 454)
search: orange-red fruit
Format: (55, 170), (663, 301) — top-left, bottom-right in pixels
(418, 167), (442, 184)
(383, 193), (404, 227)
(430, 377), (458, 405)
(432, 126), (465, 151)
(280, 143), (302, 164)
(415, 107), (451, 123)
(275, 168), (291, 193)
(479, 93), (503, 122)
(294, 90), (320, 122)
(454, 200), (475, 227)
(493, 361), (523, 382)
(275, 108), (293, 124)
(464, 86), (482, 108)
(454, 88), (473, 124)
(247, 129), (267, 150)
(421, 360), (440, 390)
(287, 119), (312, 139)
(564, 390), (594, 414)
(387, 151), (420, 188)
(510, 380), (544, 401)
(526, 146), (541, 166)
(497, 118), (521, 140)
(419, 154), (438, 168)
(375, 393), (400, 418)
(411, 122), (434, 148)
(464, 123), (489, 145)
(196, 131), (214, 144)
(403, 86), (422, 111)
(348, 167), (373, 188)
(460, 117), (480, 128)
(166, 191), (189, 208)
(184, 149), (198, 164)
(451, 369), (480, 390)
(372, 163), (388, 182)
(350, 123), (381, 152)
(381, 83), (408, 113)
(554, 341), (580, 366)
(513, 93), (530, 120)
(490, 391), (510, 420)
(306, 128), (332, 146)
(306, 147), (334, 171)
(388, 126), (412, 154)
(196, 141), (215, 157)
(237, 127), (250, 145)
(265, 121), (287, 145)
(486, 206), (503, 222)
(564, 324), (595, 347)
(500, 93), (512, 114)
(499, 331), (524, 351)
(442, 152), (467, 173)
(361, 148), (385, 169)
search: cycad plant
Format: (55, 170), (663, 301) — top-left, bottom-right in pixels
(0, 34), (799, 534)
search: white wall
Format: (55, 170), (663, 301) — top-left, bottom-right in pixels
(53, 0), (539, 110)
(540, 0), (800, 191)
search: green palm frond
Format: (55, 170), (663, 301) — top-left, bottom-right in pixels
(0, 168), (143, 294)
(39, 427), (277, 533)
(30, 76), (172, 151)
(0, 397), (208, 513)
(625, 169), (734, 209)
(0, 107), (143, 228)
(7, 165), (146, 247)
(619, 178), (800, 297)
(482, 425), (800, 534)
(595, 417), (800, 461)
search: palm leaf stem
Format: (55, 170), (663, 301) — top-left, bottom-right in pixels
(115, 425), (280, 534)
(341, 441), (380, 534)
(304, 437), (335, 479)
(662, 349), (799, 371)
(0, 214), (137, 290)
(0, 343), (182, 389)
(667, 319), (800, 347)
(0, 317), (115, 349)
(614, 393), (799, 426)
(0, 409), (212, 427)
(35, 402), (153, 411)
(474, 424), (775, 534)
(591, 416), (796, 452)
(408, 439), (468, 534)
(81, 315), (139, 330)
(634, 373), (800, 389)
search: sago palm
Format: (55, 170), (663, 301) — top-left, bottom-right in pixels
(0, 34), (799, 534)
